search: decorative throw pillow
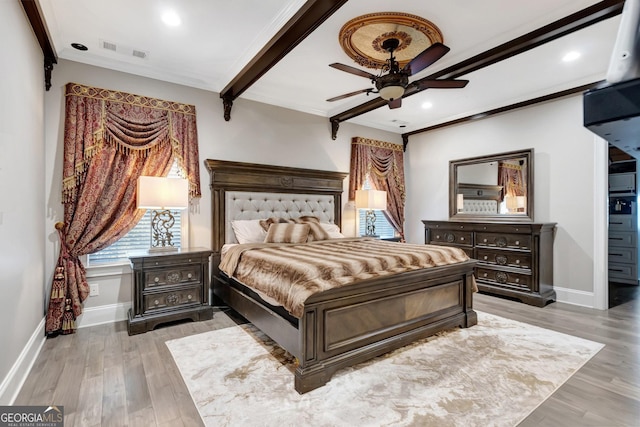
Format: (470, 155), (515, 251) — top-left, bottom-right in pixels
(259, 217), (290, 232)
(264, 223), (311, 244)
(231, 219), (267, 244)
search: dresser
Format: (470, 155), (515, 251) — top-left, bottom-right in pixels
(128, 247), (213, 335)
(608, 159), (639, 285)
(422, 221), (556, 307)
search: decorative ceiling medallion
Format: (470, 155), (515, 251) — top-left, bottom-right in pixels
(338, 12), (444, 69)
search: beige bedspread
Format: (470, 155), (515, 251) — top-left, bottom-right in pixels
(220, 238), (475, 318)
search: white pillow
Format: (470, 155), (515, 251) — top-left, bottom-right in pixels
(231, 220), (267, 244)
(320, 222), (345, 239)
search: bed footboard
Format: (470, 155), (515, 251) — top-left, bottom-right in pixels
(295, 260), (477, 393)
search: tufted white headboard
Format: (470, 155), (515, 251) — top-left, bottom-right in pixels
(205, 159), (348, 273)
(224, 191), (336, 244)
(462, 199), (499, 215)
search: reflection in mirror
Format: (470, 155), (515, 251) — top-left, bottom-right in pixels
(449, 149), (533, 222)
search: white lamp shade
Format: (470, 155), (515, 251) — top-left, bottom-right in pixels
(516, 195), (526, 209)
(137, 176), (188, 210)
(457, 193), (464, 211)
(355, 189), (387, 210)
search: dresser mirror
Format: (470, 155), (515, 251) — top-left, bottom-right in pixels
(449, 148), (534, 222)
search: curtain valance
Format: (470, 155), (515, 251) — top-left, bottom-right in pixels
(62, 83), (201, 202)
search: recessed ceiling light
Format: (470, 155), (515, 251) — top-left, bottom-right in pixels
(421, 102), (433, 109)
(71, 43), (88, 51)
(562, 51), (581, 62)
(161, 10), (181, 27)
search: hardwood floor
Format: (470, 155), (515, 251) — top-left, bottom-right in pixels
(15, 295), (640, 426)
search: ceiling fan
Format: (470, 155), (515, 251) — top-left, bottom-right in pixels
(327, 38), (469, 109)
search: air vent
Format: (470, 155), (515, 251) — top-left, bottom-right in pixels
(132, 49), (148, 59)
(101, 40), (117, 51)
(99, 39), (149, 60)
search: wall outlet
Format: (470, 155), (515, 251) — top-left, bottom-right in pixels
(89, 283), (99, 297)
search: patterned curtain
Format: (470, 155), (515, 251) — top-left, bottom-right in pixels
(497, 161), (525, 200)
(45, 83), (201, 336)
(349, 137), (406, 240)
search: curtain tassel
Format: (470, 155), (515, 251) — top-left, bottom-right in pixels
(61, 298), (76, 334)
(50, 266), (66, 300)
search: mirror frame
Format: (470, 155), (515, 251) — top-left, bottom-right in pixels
(449, 148), (534, 222)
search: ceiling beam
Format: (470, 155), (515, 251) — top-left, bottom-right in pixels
(329, 0), (624, 139)
(21, 0), (58, 91)
(220, 0), (350, 121)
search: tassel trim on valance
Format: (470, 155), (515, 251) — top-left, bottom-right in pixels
(352, 136), (403, 151)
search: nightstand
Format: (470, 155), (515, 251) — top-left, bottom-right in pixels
(128, 247), (213, 335)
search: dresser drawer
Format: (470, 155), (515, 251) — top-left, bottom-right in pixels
(144, 266), (201, 289)
(609, 263), (638, 282)
(143, 285), (202, 313)
(476, 248), (531, 270)
(608, 246), (637, 264)
(609, 216), (637, 232)
(609, 231), (637, 248)
(476, 267), (532, 291)
(476, 232), (531, 250)
(428, 230), (473, 246)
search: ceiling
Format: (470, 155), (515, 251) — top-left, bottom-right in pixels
(35, 0), (622, 137)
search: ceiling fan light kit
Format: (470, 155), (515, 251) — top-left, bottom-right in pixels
(327, 12), (469, 109)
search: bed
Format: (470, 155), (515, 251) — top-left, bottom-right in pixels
(205, 159), (478, 394)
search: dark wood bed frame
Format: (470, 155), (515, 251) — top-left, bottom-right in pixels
(206, 159), (478, 394)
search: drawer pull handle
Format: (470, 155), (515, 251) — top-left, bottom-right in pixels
(515, 278), (520, 283)
(610, 237), (624, 240)
(483, 239), (487, 243)
(188, 294), (192, 300)
(187, 273), (192, 279)
(154, 277), (159, 283)
(154, 299), (159, 305)
(515, 240), (520, 245)
(460, 237), (465, 241)
(611, 222), (623, 225)
(155, 262), (159, 265)
(515, 260), (520, 264)
(436, 235), (440, 239)
(611, 253), (623, 257)
(610, 268), (625, 272)
(188, 259), (192, 262)
(483, 273), (488, 277)
(483, 256), (488, 260)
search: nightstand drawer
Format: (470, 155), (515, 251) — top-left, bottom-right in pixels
(144, 266), (201, 289)
(476, 232), (531, 250)
(476, 267), (532, 291)
(429, 230), (473, 246)
(143, 285), (202, 313)
(476, 248), (531, 270)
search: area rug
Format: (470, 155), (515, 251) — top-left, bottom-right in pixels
(166, 312), (603, 427)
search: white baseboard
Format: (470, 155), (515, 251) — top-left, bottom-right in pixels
(76, 302), (131, 329)
(0, 303), (130, 404)
(0, 317), (46, 405)
(554, 286), (597, 308)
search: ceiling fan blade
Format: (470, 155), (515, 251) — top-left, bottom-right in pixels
(403, 42), (450, 76)
(388, 98), (402, 109)
(326, 88), (373, 102)
(329, 63), (377, 80)
(414, 79), (469, 89)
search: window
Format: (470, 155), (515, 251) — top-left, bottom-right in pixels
(87, 162), (186, 265)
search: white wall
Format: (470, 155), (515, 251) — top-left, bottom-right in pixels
(0, 2), (47, 404)
(405, 96), (608, 306)
(44, 59), (402, 323)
